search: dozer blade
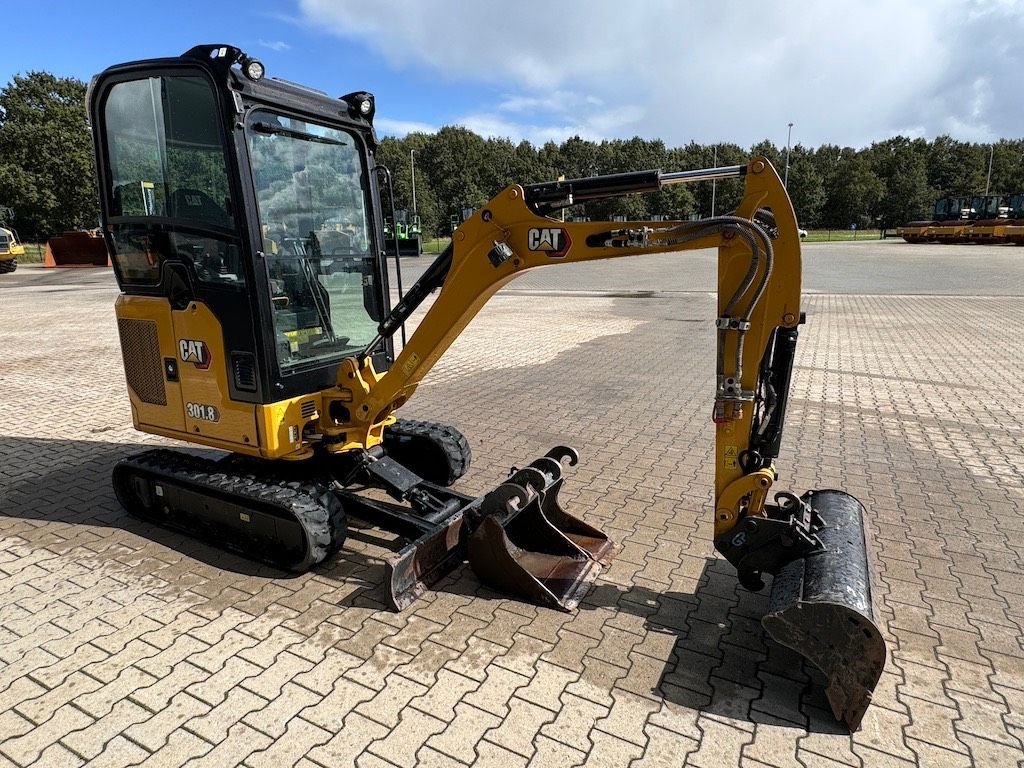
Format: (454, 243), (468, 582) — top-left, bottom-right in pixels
(761, 490), (886, 731)
(468, 447), (619, 611)
(384, 512), (467, 612)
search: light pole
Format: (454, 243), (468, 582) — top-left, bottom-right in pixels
(711, 145), (718, 216)
(784, 122), (794, 188)
(985, 143), (994, 195)
(410, 149), (417, 216)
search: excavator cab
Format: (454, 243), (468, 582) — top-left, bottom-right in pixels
(90, 46), (392, 421)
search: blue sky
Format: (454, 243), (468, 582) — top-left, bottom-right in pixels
(3, 1), (452, 136)
(7, 0), (1024, 149)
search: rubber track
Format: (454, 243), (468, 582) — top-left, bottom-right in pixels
(0, 258), (16, 274)
(385, 418), (472, 486)
(113, 448), (346, 571)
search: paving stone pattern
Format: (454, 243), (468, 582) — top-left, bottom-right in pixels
(1, 244), (1022, 767)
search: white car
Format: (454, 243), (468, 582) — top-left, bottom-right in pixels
(798, 227), (808, 238)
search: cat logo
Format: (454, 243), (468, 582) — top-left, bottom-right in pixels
(527, 227), (571, 258)
(178, 339), (211, 370)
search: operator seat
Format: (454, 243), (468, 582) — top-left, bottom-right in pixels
(169, 188), (231, 227)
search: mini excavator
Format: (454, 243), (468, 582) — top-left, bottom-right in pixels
(88, 45), (885, 729)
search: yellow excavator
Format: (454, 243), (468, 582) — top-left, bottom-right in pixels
(0, 206), (24, 273)
(88, 45), (885, 729)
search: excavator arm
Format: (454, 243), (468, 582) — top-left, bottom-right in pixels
(323, 158), (884, 729)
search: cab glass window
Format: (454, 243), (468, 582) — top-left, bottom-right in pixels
(246, 110), (380, 374)
(102, 75), (242, 285)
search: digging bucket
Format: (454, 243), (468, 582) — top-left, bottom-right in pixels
(467, 447), (619, 611)
(762, 490), (886, 731)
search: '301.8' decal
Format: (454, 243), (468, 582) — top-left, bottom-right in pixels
(186, 402), (220, 422)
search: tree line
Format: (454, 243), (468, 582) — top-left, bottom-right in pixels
(379, 131), (1024, 236)
(4, 70), (1024, 240)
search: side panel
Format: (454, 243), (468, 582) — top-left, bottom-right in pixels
(116, 295), (186, 433)
(254, 396), (321, 458)
(116, 294), (320, 459)
(170, 301), (259, 448)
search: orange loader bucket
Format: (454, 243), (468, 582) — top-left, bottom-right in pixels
(43, 231), (110, 267)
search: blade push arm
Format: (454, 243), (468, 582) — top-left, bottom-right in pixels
(321, 157), (803, 540)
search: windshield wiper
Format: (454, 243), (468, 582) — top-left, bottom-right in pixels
(252, 121), (347, 146)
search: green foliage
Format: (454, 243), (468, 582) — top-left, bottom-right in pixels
(986, 139), (1024, 195)
(357, 128), (1024, 234)
(819, 149), (884, 229)
(0, 72), (99, 239)
(927, 136), (986, 196)
(377, 133), (442, 235)
(866, 137), (933, 228)
(750, 140), (783, 170)
(786, 148), (825, 227)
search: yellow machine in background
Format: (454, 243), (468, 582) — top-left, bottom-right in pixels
(898, 193), (1024, 243)
(0, 207), (24, 273)
(89, 45), (885, 730)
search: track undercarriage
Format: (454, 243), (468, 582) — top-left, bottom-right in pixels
(113, 418), (614, 611)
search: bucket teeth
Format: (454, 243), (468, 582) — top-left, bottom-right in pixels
(467, 448), (619, 611)
(761, 490), (886, 731)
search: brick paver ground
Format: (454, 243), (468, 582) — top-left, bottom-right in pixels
(1, 242), (1022, 767)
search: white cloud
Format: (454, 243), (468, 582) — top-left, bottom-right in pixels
(298, 0), (1024, 148)
(496, 91), (598, 116)
(257, 39), (292, 52)
(454, 102), (645, 146)
(376, 117), (439, 137)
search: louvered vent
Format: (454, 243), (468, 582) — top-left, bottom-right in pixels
(232, 352), (258, 392)
(117, 319), (166, 405)
(300, 400), (317, 419)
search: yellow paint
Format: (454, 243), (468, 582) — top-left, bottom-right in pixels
(0, 226), (24, 263)
(331, 157), (803, 539)
(116, 296), (186, 434)
(401, 352), (420, 377)
(115, 296), (321, 460)
(723, 446), (738, 470)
